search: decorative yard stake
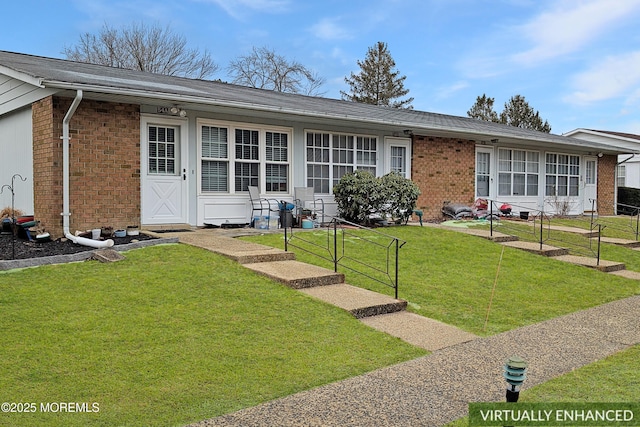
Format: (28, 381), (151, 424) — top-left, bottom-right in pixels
(1, 174), (27, 260)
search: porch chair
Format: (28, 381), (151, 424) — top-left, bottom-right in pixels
(248, 186), (280, 228)
(294, 187), (325, 226)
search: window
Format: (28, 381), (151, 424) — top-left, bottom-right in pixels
(148, 125), (177, 175)
(201, 125), (228, 192)
(476, 151), (490, 197)
(617, 165), (626, 187)
(497, 149), (539, 196)
(198, 121), (291, 193)
(306, 131), (378, 194)
(390, 146), (407, 177)
(266, 131), (289, 192)
(545, 153), (579, 196)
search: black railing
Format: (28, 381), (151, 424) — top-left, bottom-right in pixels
(594, 200), (640, 241)
(487, 199), (602, 265)
(283, 215), (406, 299)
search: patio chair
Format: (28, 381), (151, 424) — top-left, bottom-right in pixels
(248, 186), (280, 228)
(294, 187), (325, 226)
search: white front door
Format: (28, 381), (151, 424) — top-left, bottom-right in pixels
(476, 147), (494, 199)
(384, 137), (411, 178)
(141, 117), (188, 225)
(583, 157), (597, 212)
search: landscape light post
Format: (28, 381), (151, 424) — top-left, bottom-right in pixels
(503, 356), (527, 403)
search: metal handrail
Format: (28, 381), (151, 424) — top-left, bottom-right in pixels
(487, 199), (601, 264)
(596, 200), (640, 241)
(283, 213), (406, 299)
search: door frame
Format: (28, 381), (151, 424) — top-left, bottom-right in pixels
(475, 146), (495, 200)
(582, 156), (598, 212)
(384, 137), (412, 178)
(140, 114), (189, 225)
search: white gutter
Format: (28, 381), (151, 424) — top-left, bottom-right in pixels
(61, 89), (114, 248)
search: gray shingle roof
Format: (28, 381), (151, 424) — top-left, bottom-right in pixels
(0, 50), (627, 153)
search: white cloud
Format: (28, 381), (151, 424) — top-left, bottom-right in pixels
(511, 0), (640, 65)
(436, 81), (470, 99)
(202, 0), (291, 19)
(564, 51), (640, 105)
(309, 17), (353, 41)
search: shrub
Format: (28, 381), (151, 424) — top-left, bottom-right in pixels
(333, 171), (420, 225)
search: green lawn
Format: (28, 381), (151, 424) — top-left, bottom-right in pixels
(244, 225), (640, 336)
(0, 244), (425, 427)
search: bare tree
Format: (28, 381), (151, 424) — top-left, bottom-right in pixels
(63, 22), (218, 79)
(228, 46), (325, 96)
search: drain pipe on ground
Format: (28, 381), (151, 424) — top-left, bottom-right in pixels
(61, 90), (114, 249)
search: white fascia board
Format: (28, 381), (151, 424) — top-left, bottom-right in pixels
(0, 65), (44, 88)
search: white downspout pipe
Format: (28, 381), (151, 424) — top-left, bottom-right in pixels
(62, 90), (114, 248)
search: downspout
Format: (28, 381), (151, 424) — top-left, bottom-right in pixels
(61, 90), (114, 248)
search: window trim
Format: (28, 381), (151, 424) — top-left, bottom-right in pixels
(305, 129), (379, 194)
(197, 119), (292, 195)
(497, 148), (540, 197)
(545, 152), (580, 197)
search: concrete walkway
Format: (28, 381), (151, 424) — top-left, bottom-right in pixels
(155, 226), (640, 427)
(191, 295), (640, 427)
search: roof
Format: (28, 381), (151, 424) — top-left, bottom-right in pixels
(0, 50), (629, 154)
(587, 129), (640, 142)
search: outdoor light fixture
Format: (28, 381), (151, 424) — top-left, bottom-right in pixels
(598, 152), (603, 158)
(503, 356), (528, 402)
(169, 106), (187, 117)
(403, 129), (413, 136)
(491, 138), (499, 144)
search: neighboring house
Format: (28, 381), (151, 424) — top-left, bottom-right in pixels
(0, 51), (631, 238)
(564, 129), (640, 192)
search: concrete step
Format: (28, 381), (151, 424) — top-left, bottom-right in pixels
(499, 240), (569, 256)
(360, 311), (477, 351)
(243, 260), (344, 289)
(597, 236), (640, 248)
(172, 233), (296, 264)
(552, 255), (626, 272)
(299, 283), (407, 318)
(610, 269), (640, 280)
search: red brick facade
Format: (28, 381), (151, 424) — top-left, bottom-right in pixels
(597, 154), (616, 215)
(411, 135), (476, 219)
(32, 96), (140, 238)
(29, 97), (619, 235)
(410, 135), (618, 220)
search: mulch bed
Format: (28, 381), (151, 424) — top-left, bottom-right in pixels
(0, 232), (156, 261)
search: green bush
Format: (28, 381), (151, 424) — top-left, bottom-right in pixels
(333, 171), (420, 225)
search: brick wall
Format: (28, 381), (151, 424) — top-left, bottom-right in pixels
(32, 97), (60, 236)
(597, 154), (616, 215)
(411, 135), (476, 220)
(32, 96), (140, 238)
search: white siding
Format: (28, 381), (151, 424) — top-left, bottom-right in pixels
(0, 108), (34, 214)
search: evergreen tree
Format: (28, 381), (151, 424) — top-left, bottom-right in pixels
(467, 94), (552, 133)
(499, 95), (551, 133)
(467, 94), (499, 122)
(341, 42), (413, 109)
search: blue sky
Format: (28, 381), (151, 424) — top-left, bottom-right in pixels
(3, 0), (640, 135)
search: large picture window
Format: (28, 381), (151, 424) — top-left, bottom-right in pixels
(545, 153), (580, 196)
(198, 121), (291, 194)
(306, 131), (378, 194)
(498, 149), (539, 196)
